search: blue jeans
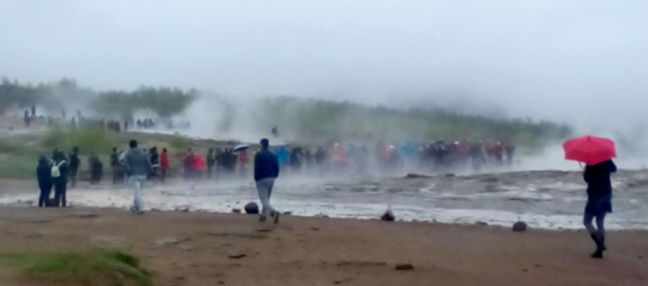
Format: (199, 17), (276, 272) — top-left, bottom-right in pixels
(584, 211), (606, 244)
(128, 175), (147, 212)
(256, 178), (277, 217)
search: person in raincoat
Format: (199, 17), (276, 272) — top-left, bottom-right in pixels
(583, 160), (617, 258)
(36, 155), (52, 207)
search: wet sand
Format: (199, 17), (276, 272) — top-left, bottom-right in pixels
(0, 206), (646, 286)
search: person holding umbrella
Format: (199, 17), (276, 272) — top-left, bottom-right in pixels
(563, 135), (617, 258)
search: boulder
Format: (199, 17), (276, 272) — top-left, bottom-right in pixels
(512, 221), (528, 232)
(381, 210), (396, 222)
(244, 202), (259, 214)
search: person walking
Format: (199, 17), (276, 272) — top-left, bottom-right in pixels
(68, 146), (80, 188)
(51, 150), (69, 207)
(36, 155), (52, 207)
(254, 138), (280, 223)
(160, 148), (169, 182)
(583, 160), (617, 258)
(123, 140), (152, 214)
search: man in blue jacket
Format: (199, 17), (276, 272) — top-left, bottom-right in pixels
(254, 138), (280, 223)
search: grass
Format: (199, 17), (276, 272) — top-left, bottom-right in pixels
(0, 249), (152, 286)
(42, 127), (116, 153)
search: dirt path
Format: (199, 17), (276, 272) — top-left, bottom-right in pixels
(0, 206), (646, 286)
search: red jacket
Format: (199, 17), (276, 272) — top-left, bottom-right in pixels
(160, 152), (169, 169)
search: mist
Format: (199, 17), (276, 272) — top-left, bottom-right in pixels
(2, 0), (648, 164)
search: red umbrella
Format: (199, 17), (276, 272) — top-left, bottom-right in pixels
(562, 135), (616, 166)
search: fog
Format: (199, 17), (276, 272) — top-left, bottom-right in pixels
(2, 1), (648, 156)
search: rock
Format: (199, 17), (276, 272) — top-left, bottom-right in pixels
(283, 211), (292, 215)
(381, 210), (396, 222)
(228, 254), (247, 259)
(512, 221), (528, 232)
(476, 221), (488, 226)
(152, 236), (190, 247)
(406, 173), (431, 179)
(232, 208), (241, 213)
(175, 206), (190, 212)
(75, 213), (99, 219)
(394, 263), (414, 271)
(244, 202), (259, 214)
(444, 173), (456, 178)
(310, 227), (320, 231)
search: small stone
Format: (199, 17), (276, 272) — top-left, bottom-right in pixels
(476, 221), (488, 226)
(283, 211), (292, 215)
(228, 254), (246, 259)
(333, 281), (342, 285)
(232, 208), (241, 213)
(512, 221), (528, 232)
(394, 263), (414, 271)
(310, 227), (320, 231)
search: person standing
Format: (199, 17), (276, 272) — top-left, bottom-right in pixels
(238, 149), (249, 177)
(206, 148), (216, 178)
(88, 151), (103, 184)
(68, 147), (80, 188)
(36, 155), (52, 207)
(110, 148), (122, 183)
(123, 140), (152, 214)
(149, 147), (160, 179)
(51, 150), (69, 207)
(254, 138), (280, 223)
(160, 148), (169, 182)
(583, 160), (617, 258)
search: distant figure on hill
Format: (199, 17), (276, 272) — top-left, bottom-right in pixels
(123, 140), (151, 214)
(160, 148), (169, 182)
(271, 125), (278, 137)
(36, 155), (52, 207)
(51, 150), (69, 207)
(68, 147), (80, 188)
(254, 138), (280, 223)
(583, 160), (617, 258)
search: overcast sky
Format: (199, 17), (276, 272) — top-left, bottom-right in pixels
(1, 0), (647, 132)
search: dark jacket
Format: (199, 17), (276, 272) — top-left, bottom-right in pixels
(69, 151), (80, 171)
(51, 152), (69, 183)
(254, 150), (279, 181)
(584, 160), (617, 197)
(36, 156), (52, 188)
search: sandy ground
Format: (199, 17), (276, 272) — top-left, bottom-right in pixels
(0, 206), (646, 286)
